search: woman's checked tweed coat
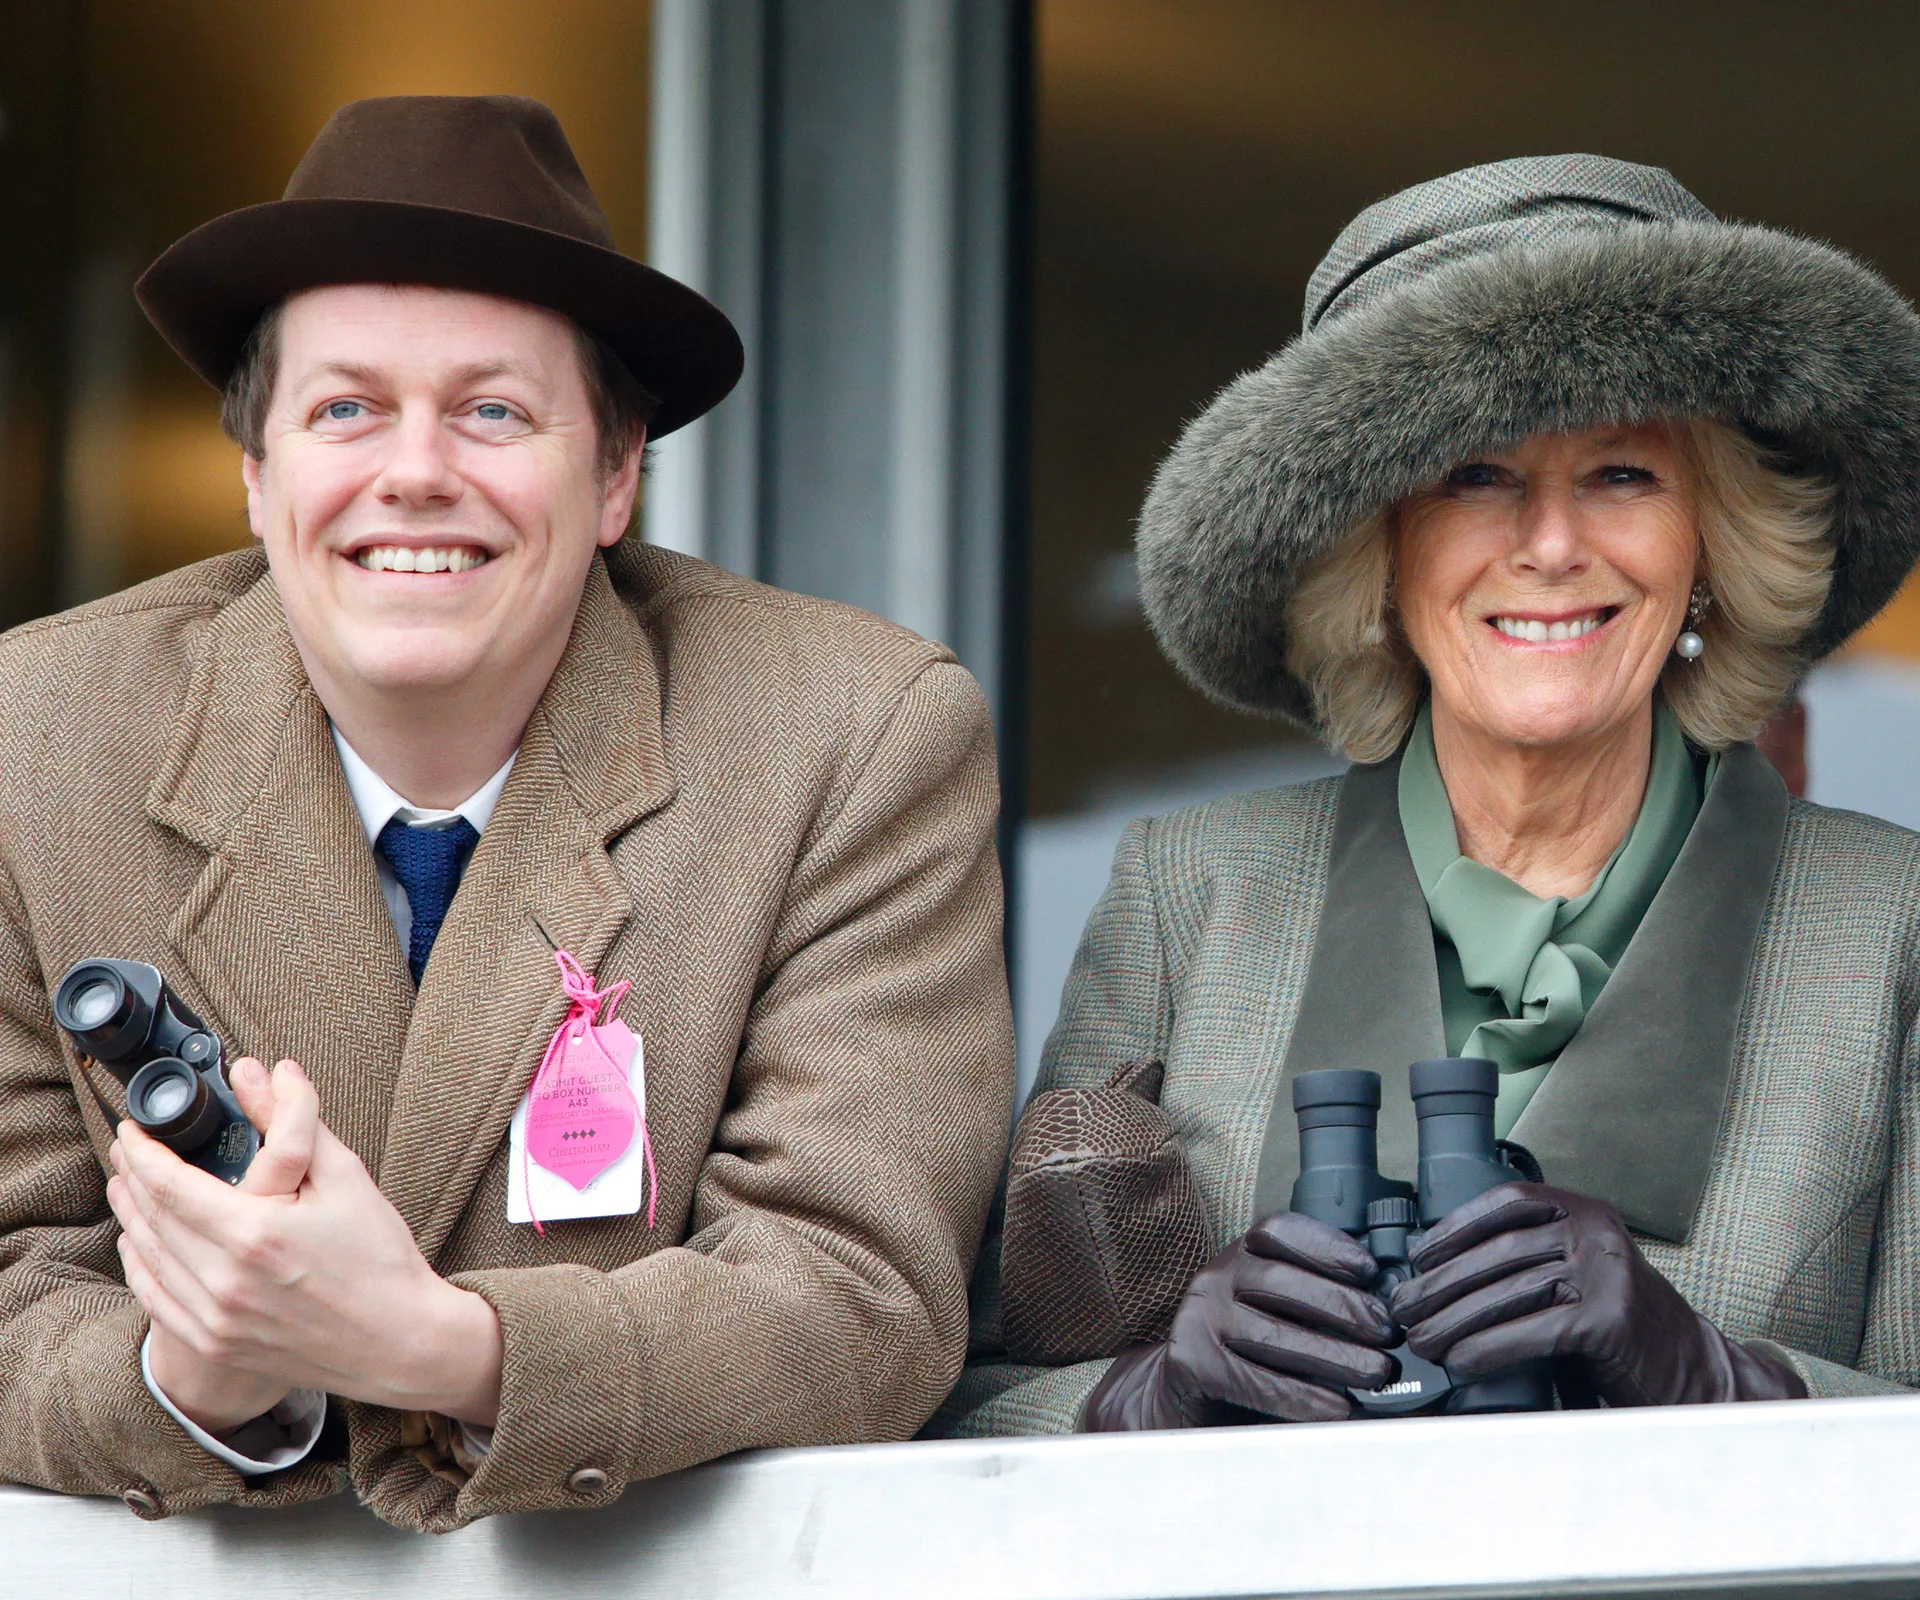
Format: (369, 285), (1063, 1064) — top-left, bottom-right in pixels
(936, 747), (1920, 1437)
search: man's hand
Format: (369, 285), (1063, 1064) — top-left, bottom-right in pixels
(107, 1058), (503, 1434)
(118, 1057), (315, 1431)
(1387, 1182), (1805, 1406)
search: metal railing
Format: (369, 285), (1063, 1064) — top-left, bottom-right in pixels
(8, 1395), (1920, 1598)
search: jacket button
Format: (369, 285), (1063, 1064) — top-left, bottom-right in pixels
(566, 1467), (610, 1495)
(121, 1485), (162, 1517)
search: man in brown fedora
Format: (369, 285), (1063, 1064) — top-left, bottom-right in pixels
(0, 96), (1012, 1531)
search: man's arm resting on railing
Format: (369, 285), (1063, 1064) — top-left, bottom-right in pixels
(140, 1333), (326, 1473)
(0, 869), (337, 1516)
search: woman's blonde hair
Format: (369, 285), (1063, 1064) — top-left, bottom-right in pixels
(1284, 418), (1837, 762)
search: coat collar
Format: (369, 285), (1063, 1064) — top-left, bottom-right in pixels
(145, 551), (672, 851)
(1252, 741), (1786, 1243)
(1251, 756), (1443, 1221)
(1508, 743), (1787, 1240)
(378, 555), (674, 1256)
(145, 551), (676, 1250)
(145, 555), (414, 1165)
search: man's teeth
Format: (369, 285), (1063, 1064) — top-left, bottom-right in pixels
(1493, 613), (1604, 643)
(356, 546), (487, 574)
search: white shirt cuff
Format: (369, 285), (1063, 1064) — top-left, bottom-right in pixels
(456, 1421), (494, 1459)
(141, 1332), (326, 1475)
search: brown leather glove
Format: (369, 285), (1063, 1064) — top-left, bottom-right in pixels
(1082, 1210), (1397, 1430)
(1388, 1182), (1807, 1406)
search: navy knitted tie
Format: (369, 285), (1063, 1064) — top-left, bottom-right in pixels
(375, 817), (481, 985)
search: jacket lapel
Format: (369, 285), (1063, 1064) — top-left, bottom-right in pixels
(1251, 755), (1444, 1219)
(147, 559), (415, 1167)
(377, 557), (675, 1259)
(1248, 742), (1786, 1241)
(1509, 744), (1787, 1241)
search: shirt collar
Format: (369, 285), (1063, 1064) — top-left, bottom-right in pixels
(329, 724), (516, 844)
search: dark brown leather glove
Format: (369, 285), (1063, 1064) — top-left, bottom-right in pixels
(1387, 1182), (1807, 1407)
(1082, 1210), (1397, 1430)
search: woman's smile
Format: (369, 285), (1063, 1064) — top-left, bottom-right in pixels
(1484, 605), (1621, 647)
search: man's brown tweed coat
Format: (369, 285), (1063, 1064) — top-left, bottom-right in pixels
(934, 746), (1919, 1439)
(0, 540), (1013, 1531)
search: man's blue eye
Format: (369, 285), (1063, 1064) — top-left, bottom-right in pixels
(325, 401), (362, 421)
(475, 403), (511, 421)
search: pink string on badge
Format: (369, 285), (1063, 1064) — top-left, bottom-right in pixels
(520, 949), (657, 1236)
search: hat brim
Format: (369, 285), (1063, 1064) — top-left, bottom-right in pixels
(135, 197), (743, 438)
(1137, 219), (1920, 725)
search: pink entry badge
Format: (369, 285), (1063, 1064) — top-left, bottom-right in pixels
(510, 950), (658, 1232)
(528, 1016), (638, 1188)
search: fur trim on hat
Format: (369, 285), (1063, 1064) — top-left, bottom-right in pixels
(1138, 219), (1920, 724)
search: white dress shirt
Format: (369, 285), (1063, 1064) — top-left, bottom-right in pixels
(142, 729), (517, 1475)
(332, 730), (516, 951)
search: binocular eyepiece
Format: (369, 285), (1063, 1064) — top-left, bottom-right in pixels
(53, 959), (257, 1184)
(1291, 1058), (1551, 1418)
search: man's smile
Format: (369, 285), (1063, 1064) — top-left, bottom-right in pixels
(354, 544), (491, 574)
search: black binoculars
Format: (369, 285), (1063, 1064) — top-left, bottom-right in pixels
(1291, 1057), (1552, 1418)
(53, 959), (257, 1184)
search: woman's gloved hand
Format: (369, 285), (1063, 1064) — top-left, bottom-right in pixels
(1387, 1183), (1807, 1406)
(1081, 1210), (1397, 1430)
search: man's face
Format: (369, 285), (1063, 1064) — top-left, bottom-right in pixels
(244, 285), (640, 702)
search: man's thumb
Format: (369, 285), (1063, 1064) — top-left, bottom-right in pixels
(237, 1059), (318, 1198)
(229, 1057), (275, 1133)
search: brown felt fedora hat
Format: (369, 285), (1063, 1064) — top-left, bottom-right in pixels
(136, 94), (742, 438)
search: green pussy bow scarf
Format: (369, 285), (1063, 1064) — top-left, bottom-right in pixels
(1398, 701), (1710, 1136)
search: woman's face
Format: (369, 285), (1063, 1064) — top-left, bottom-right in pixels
(1392, 423), (1699, 753)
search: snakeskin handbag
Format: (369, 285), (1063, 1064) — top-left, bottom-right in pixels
(1001, 1058), (1214, 1364)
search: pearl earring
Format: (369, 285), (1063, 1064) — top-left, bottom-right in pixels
(1675, 581), (1712, 661)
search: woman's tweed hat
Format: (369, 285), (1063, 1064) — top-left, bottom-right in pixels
(1137, 154), (1920, 724)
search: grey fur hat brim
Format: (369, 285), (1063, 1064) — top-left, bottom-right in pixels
(1137, 219), (1920, 724)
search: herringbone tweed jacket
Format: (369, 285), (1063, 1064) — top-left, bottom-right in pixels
(933, 746), (1920, 1438)
(0, 541), (1013, 1530)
